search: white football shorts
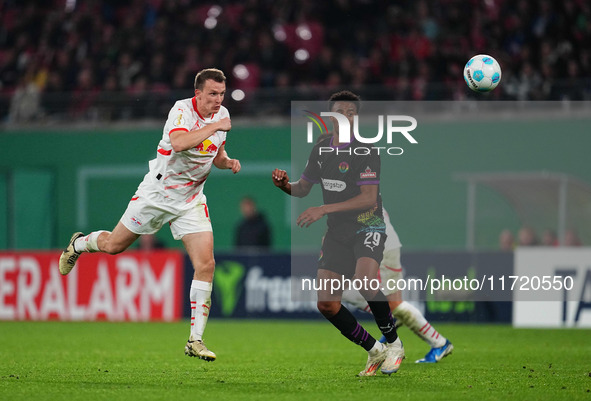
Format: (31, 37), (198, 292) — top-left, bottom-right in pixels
(120, 186), (212, 240)
(379, 247), (403, 296)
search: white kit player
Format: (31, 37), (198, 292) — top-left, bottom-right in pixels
(342, 208), (454, 363)
(58, 68), (240, 361)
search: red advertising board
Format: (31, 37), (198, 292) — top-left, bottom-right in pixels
(0, 251), (184, 321)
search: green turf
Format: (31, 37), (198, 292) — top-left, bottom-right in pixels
(0, 320), (589, 400)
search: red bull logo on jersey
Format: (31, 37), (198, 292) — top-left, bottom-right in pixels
(195, 139), (218, 155)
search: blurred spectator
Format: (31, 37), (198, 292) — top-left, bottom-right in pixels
(541, 229), (559, 246)
(235, 196), (271, 250)
(517, 226), (539, 246)
(499, 229), (515, 251)
(69, 67), (99, 119)
(1, 0), (591, 121)
(8, 70), (42, 122)
(564, 229), (582, 246)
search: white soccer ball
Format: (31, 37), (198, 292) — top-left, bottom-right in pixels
(463, 54), (502, 92)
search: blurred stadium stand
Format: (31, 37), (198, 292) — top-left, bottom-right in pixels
(1, 0), (591, 123)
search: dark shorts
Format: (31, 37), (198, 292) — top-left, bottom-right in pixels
(318, 224), (386, 278)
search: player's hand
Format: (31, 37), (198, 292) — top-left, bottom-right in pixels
(272, 169), (289, 188)
(296, 206), (326, 228)
(217, 117), (231, 132)
(227, 158), (241, 174)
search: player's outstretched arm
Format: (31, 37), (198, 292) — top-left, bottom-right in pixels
(213, 144), (240, 173)
(271, 169), (312, 198)
(170, 117), (231, 152)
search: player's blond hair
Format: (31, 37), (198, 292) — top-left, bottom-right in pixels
(194, 68), (226, 90)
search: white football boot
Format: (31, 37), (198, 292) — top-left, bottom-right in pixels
(184, 339), (217, 361)
(358, 342), (388, 376)
(381, 337), (405, 375)
(58, 232), (84, 275)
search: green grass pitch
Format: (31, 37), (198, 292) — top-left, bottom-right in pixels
(1, 320), (590, 400)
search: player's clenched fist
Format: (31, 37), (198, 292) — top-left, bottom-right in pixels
(272, 169), (289, 188)
(227, 159), (241, 174)
(217, 117), (231, 131)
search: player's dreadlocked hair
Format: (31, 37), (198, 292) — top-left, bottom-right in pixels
(327, 90), (361, 113)
(194, 68), (226, 90)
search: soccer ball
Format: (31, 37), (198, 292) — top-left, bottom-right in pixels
(463, 54), (502, 92)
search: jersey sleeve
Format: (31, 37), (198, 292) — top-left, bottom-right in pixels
(164, 102), (192, 136)
(300, 145), (320, 184)
(354, 150), (380, 186)
(218, 106), (229, 146)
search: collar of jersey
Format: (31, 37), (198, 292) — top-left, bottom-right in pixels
(329, 135), (353, 150)
(192, 97), (216, 121)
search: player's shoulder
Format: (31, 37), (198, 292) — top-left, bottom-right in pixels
(174, 97), (194, 111)
(316, 133), (332, 146)
(217, 105), (230, 118)
(312, 135), (332, 153)
(167, 97), (193, 116)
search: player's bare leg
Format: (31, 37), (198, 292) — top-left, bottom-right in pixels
(380, 247), (453, 362)
(315, 268), (387, 376)
(386, 291), (453, 363)
(59, 222), (139, 275)
(182, 231), (217, 361)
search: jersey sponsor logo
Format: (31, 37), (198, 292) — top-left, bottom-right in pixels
(338, 162), (349, 173)
(173, 113), (185, 127)
(360, 166), (376, 179)
(130, 216), (142, 226)
(321, 178), (346, 192)
(195, 139), (218, 154)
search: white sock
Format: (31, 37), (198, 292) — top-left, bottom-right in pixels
(189, 280), (212, 341)
(368, 340), (385, 355)
(393, 301), (446, 348)
(74, 231), (107, 253)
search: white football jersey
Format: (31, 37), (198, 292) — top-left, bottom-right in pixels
(383, 208), (402, 249)
(142, 97), (228, 205)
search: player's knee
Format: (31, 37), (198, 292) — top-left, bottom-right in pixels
(358, 288), (379, 301)
(389, 299), (403, 314)
(317, 301), (339, 318)
(198, 259), (216, 275)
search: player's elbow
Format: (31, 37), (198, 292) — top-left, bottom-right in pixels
(291, 186), (309, 198)
(212, 156), (225, 169)
(361, 194), (378, 209)
(293, 180), (312, 198)
(171, 141), (187, 153)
